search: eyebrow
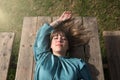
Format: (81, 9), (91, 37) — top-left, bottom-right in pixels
(53, 34), (66, 37)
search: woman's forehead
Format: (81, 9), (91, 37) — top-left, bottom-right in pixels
(50, 30), (68, 40)
(53, 32), (66, 37)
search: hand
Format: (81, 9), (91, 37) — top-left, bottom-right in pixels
(50, 11), (72, 27)
(57, 11), (72, 22)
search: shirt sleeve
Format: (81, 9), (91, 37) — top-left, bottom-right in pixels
(33, 23), (54, 62)
(79, 64), (92, 80)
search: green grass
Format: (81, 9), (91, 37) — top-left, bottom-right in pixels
(0, 0), (119, 80)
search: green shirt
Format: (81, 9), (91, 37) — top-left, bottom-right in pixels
(33, 23), (92, 80)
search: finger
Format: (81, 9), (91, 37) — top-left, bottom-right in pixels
(67, 13), (72, 17)
(62, 11), (67, 15)
(67, 15), (71, 19)
(65, 11), (72, 14)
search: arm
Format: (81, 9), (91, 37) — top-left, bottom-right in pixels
(33, 23), (54, 61)
(33, 11), (72, 61)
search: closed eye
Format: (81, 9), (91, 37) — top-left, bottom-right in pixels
(62, 37), (67, 40)
(53, 36), (58, 39)
(53, 35), (67, 41)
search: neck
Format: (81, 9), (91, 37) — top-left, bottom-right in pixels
(53, 51), (66, 57)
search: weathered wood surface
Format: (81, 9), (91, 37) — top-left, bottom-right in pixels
(103, 31), (120, 80)
(0, 32), (15, 80)
(15, 17), (38, 80)
(83, 17), (104, 80)
(15, 16), (104, 80)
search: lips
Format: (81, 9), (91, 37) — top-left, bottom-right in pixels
(56, 44), (62, 46)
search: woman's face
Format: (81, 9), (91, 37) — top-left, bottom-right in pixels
(51, 33), (69, 56)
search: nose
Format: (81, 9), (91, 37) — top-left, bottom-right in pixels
(57, 36), (62, 42)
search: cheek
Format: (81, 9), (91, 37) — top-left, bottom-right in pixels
(51, 40), (55, 48)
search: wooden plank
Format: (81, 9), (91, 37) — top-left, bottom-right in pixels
(15, 16), (52, 80)
(83, 17), (104, 80)
(103, 31), (120, 80)
(15, 17), (38, 80)
(37, 16), (52, 29)
(0, 32), (15, 80)
(31, 16), (52, 80)
(69, 17), (86, 60)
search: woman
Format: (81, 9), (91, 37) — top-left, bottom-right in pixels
(33, 11), (92, 80)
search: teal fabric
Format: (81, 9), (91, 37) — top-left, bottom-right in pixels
(33, 23), (92, 80)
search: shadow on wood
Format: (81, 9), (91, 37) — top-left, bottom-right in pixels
(70, 44), (100, 80)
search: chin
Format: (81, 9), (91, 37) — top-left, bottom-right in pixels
(54, 49), (62, 52)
